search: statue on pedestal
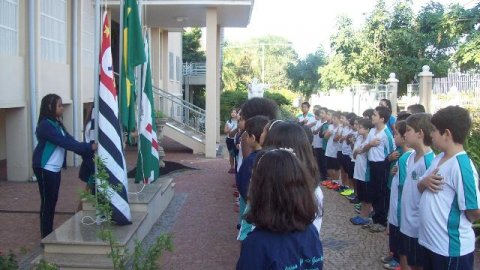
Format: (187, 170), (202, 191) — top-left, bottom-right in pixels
(247, 78), (269, 99)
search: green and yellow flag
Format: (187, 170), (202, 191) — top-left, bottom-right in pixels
(120, 0), (146, 136)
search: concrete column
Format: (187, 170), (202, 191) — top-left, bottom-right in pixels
(151, 28), (161, 87)
(418, 65), (434, 113)
(387, 73), (399, 115)
(216, 26), (222, 144)
(6, 108), (31, 181)
(205, 8), (218, 158)
(160, 30), (169, 114)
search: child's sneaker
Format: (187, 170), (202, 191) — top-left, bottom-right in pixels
(340, 189), (354, 196)
(381, 255), (394, 263)
(350, 216), (371, 225)
(321, 180), (332, 186)
(368, 223), (386, 233)
(383, 259), (400, 270)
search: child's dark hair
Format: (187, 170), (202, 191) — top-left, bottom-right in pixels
(245, 115), (269, 143)
(406, 113), (434, 146)
(431, 106), (471, 144)
(263, 121), (320, 185)
(395, 120), (408, 137)
(380, 98), (392, 111)
(358, 118), (374, 130)
(301, 101), (310, 108)
(407, 104), (426, 114)
(332, 111), (341, 120)
(246, 149), (317, 232)
(375, 106), (392, 124)
(346, 112), (357, 126)
(396, 111), (411, 121)
(362, 109), (374, 120)
(38, 93), (62, 124)
(240, 97), (279, 120)
(314, 109), (322, 117)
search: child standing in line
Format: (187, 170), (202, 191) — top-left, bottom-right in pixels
(339, 114), (355, 196)
(362, 106), (395, 233)
(324, 111), (341, 188)
(319, 110), (331, 182)
(297, 101), (316, 128)
(399, 113), (436, 270)
(418, 106), (480, 270)
(236, 115), (269, 241)
(312, 109), (325, 181)
(236, 149), (323, 270)
(350, 118), (374, 225)
(262, 121), (323, 233)
(383, 120), (412, 270)
(224, 108), (238, 174)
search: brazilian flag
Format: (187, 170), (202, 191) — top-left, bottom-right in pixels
(120, 0), (146, 140)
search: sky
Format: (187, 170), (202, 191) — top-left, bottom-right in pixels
(223, 0), (476, 57)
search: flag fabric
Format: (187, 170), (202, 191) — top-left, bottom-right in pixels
(120, 0), (146, 137)
(98, 12), (131, 225)
(135, 33), (160, 184)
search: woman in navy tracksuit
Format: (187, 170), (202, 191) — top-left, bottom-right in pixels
(32, 94), (96, 238)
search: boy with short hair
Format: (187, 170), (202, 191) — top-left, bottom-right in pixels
(324, 111), (342, 188)
(297, 102), (316, 128)
(399, 113), (436, 270)
(313, 108), (327, 181)
(417, 106), (480, 270)
(362, 106), (395, 232)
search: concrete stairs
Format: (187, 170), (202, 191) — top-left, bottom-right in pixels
(31, 177), (175, 269)
(163, 120), (205, 154)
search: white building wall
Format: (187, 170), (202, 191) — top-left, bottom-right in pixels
(0, 109), (5, 160)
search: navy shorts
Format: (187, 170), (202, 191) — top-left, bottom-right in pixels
(226, 137), (236, 157)
(399, 232), (423, 267)
(326, 156), (340, 170)
(355, 179), (373, 203)
(422, 246), (474, 270)
(388, 223), (401, 260)
(339, 154), (354, 178)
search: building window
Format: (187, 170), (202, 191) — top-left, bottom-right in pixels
(176, 56), (181, 82)
(169, 52), (174, 81)
(0, 0), (18, 56)
(81, 0), (94, 68)
(40, 0), (67, 63)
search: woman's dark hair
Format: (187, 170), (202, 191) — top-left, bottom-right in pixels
(407, 104), (426, 114)
(362, 108), (374, 120)
(431, 106), (471, 144)
(245, 149), (317, 232)
(380, 98), (392, 111)
(240, 97), (279, 120)
(263, 121), (319, 185)
(245, 115), (269, 143)
(38, 94), (62, 124)
(396, 111), (411, 121)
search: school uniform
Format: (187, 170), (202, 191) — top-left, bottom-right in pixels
(325, 124), (340, 170)
(418, 152), (480, 270)
(399, 150), (435, 266)
(237, 224), (323, 270)
(387, 150), (413, 261)
(318, 122), (329, 180)
(312, 120), (325, 180)
(340, 127), (354, 178)
(353, 135), (371, 202)
(366, 126), (394, 226)
(32, 117), (93, 238)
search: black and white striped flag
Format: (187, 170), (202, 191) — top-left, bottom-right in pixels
(97, 12), (131, 225)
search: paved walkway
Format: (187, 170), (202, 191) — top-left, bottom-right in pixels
(0, 137), (479, 269)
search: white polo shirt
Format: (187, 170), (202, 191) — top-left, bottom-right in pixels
(325, 124), (340, 158)
(312, 120), (323, 149)
(341, 127), (353, 156)
(366, 126), (394, 162)
(353, 135), (369, 182)
(418, 151), (480, 257)
(399, 150), (435, 237)
(388, 151), (413, 227)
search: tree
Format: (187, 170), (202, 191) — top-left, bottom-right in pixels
(286, 48), (326, 99)
(182, 28), (205, 62)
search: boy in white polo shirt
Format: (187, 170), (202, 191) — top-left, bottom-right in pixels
(418, 106), (480, 270)
(362, 106), (395, 232)
(399, 113), (436, 270)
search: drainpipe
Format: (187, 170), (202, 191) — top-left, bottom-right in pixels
(28, 0), (37, 150)
(72, 0), (79, 166)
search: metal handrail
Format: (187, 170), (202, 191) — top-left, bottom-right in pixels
(153, 86), (205, 135)
(183, 62), (206, 76)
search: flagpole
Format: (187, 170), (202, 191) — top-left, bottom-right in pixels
(93, 0), (101, 224)
(118, 0), (125, 145)
(136, 0), (144, 182)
